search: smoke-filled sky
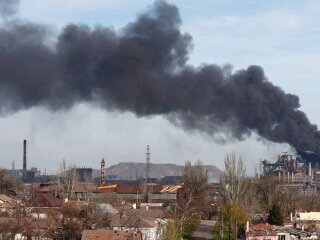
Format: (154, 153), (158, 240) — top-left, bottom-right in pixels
(0, 0), (320, 175)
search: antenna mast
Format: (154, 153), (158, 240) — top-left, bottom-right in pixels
(143, 145), (151, 203)
(146, 145), (151, 180)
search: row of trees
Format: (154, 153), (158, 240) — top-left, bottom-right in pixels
(215, 152), (294, 239)
(215, 152), (320, 239)
(161, 151), (317, 240)
(161, 154), (249, 240)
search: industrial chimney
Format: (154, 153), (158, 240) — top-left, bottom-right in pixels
(23, 139), (27, 178)
(100, 158), (105, 185)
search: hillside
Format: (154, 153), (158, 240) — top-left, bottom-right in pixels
(102, 162), (222, 183)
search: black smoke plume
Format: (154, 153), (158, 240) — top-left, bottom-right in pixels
(0, 0), (19, 17)
(0, 1), (319, 154)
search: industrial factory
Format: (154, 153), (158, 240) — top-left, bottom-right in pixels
(8, 140), (94, 184)
(262, 151), (320, 194)
(9, 140), (42, 183)
(7, 140), (187, 187)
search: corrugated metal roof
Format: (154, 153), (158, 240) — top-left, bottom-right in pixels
(97, 184), (118, 190)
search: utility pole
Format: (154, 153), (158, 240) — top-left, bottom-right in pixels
(146, 145), (151, 180)
(143, 145), (151, 202)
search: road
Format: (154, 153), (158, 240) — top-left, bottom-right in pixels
(190, 220), (214, 240)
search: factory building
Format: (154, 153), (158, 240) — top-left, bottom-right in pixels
(262, 152), (320, 194)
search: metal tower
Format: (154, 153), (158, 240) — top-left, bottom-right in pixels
(146, 145), (151, 180)
(143, 145), (151, 203)
(23, 139), (27, 179)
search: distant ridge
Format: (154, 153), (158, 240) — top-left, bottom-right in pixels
(102, 162), (222, 183)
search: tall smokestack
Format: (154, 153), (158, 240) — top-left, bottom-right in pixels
(100, 158), (105, 185)
(23, 139), (27, 177)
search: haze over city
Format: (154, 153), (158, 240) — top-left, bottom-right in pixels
(1, 0), (320, 174)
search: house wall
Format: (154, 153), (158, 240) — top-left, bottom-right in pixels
(247, 236), (278, 240)
(114, 193), (177, 200)
(140, 228), (157, 240)
(247, 233), (291, 240)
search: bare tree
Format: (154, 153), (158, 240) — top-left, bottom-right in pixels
(161, 197), (200, 240)
(0, 218), (27, 240)
(83, 174), (94, 202)
(215, 152), (249, 240)
(110, 197), (142, 230)
(0, 168), (21, 193)
(57, 160), (77, 200)
(220, 152), (248, 203)
(160, 160), (208, 239)
(183, 160), (208, 201)
(160, 219), (180, 240)
(182, 160), (213, 222)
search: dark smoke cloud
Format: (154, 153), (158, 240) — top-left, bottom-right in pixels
(0, 0), (319, 154)
(0, 0), (19, 17)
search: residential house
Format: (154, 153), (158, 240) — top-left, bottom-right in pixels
(82, 229), (142, 240)
(294, 211), (320, 231)
(245, 223), (320, 240)
(0, 217), (58, 239)
(34, 193), (63, 208)
(110, 208), (166, 240)
(0, 194), (16, 214)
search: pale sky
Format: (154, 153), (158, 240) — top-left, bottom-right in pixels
(1, 0), (319, 175)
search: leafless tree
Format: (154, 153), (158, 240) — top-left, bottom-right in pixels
(82, 173), (95, 202)
(57, 159), (77, 200)
(160, 218), (180, 240)
(161, 197), (200, 240)
(110, 197), (142, 230)
(0, 200), (29, 240)
(160, 160), (208, 239)
(0, 168), (21, 193)
(182, 160), (211, 217)
(220, 152), (248, 203)
(183, 160), (208, 201)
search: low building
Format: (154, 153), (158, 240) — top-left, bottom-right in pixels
(82, 229), (142, 240)
(0, 217), (58, 239)
(96, 184), (182, 201)
(0, 194), (16, 214)
(294, 211), (320, 231)
(246, 223), (320, 240)
(109, 208), (165, 240)
(33, 193), (63, 208)
(246, 223), (278, 240)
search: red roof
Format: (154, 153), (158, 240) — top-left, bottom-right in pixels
(37, 183), (97, 193)
(115, 185), (141, 194)
(250, 223), (273, 231)
(63, 200), (88, 210)
(74, 183), (97, 193)
(109, 209), (164, 229)
(114, 184), (172, 194)
(247, 223), (277, 237)
(37, 184), (56, 193)
(81, 230), (142, 240)
(34, 193), (62, 207)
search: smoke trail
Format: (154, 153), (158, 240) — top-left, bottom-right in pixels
(0, 0), (319, 154)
